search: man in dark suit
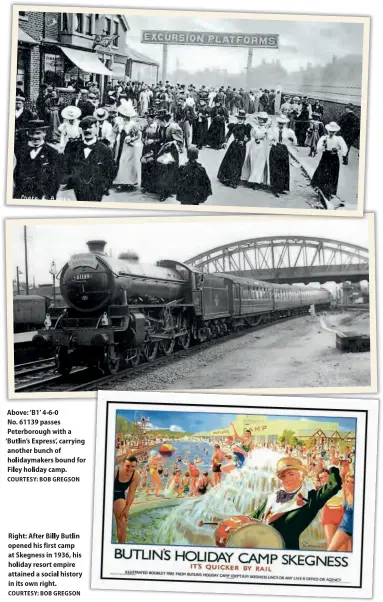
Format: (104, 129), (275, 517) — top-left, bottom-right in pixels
(14, 96), (34, 150)
(61, 116), (114, 202)
(339, 104), (360, 165)
(252, 456), (342, 550)
(74, 89), (95, 118)
(14, 120), (61, 200)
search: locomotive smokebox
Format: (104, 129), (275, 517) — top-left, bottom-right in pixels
(86, 240), (107, 255)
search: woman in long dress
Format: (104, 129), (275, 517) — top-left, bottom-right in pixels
(305, 112), (325, 157)
(58, 105), (82, 154)
(217, 110), (251, 189)
(207, 100), (228, 149)
(267, 114), (297, 197)
(45, 90), (63, 143)
(113, 100), (143, 190)
(311, 121), (348, 200)
(241, 112), (270, 188)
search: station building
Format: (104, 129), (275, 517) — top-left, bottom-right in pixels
(17, 10), (158, 103)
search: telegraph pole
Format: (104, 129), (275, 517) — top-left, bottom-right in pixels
(16, 267), (20, 295)
(24, 225), (29, 295)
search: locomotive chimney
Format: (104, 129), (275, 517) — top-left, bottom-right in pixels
(86, 240), (107, 255)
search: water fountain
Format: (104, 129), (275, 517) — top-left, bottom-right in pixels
(155, 447), (326, 550)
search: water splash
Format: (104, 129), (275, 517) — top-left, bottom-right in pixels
(155, 447), (325, 549)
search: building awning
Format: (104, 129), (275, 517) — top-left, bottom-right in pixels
(18, 27), (38, 44)
(125, 46), (159, 67)
(111, 62), (126, 79)
(59, 46), (113, 76)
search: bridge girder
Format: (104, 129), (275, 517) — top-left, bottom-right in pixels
(185, 236), (369, 283)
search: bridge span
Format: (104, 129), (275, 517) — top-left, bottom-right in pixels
(185, 236), (369, 284)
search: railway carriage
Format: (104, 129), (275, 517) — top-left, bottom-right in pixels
(13, 295), (49, 332)
(32, 241), (332, 375)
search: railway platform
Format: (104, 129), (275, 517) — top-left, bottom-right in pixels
(288, 145), (359, 210)
(14, 331), (37, 345)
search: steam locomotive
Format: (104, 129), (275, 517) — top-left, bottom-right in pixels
(33, 240), (332, 375)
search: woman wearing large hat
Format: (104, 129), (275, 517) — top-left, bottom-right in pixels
(267, 114), (297, 197)
(58, 105), (82, 154)
(217, 110), (251, 189)
(311, 121), (348, 201)
(241, 111), (270, 188)
(113, 100), (143, 191)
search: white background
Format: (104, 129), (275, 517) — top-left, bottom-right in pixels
(0, 1), (382, 602)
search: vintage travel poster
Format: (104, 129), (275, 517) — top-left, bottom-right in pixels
(92, 391), (377, 597)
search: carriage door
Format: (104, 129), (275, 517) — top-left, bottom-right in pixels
(233, 283), (241, 315)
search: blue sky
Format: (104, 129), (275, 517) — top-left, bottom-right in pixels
(116, 409), (356, 433)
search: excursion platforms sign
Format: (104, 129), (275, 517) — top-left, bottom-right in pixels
(141, 30), (279, 48)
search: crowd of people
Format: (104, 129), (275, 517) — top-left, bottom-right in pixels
(14, 78), (360, 205)
(113, 423), (355, 551)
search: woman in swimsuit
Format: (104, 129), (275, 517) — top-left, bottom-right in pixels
(328, 473), (354, 552)
(197, 471), (211, 495)
(230, 423), (255, 467)
(146, 454), (163, 497)
(182, 472), (190, 495)
(113, 456), (140, 543)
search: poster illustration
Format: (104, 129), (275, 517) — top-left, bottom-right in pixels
(92, 392), (377, 597)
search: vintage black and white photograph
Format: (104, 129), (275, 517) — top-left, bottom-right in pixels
(6, 214), (376, 398)
(9, 7), (369, 213)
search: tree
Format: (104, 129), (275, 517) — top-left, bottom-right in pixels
(278, 429), (298, 446)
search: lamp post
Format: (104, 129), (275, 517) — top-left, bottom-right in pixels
(49, 261), (58, 307)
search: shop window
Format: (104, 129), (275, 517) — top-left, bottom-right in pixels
(76, 13), (84, 33)
(105, 17), (111, 35)
(113, 21), (119, 47)
(62, 13), (69, 32)
(85, 15), (92, 36)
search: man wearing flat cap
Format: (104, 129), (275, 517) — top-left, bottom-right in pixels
(61, 116), (114, 202)
(14, 120), (61, 200)
(252, 456), (342, 550)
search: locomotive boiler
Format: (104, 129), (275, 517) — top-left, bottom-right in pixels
(33, 240), (332, 376)
(33, 240), (202, 374)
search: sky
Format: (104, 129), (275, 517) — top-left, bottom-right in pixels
(10, 217), (370, 286)
(124, 14), (364, 74)
(116, 409), (356, 433)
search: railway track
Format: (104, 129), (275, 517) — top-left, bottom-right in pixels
(13, 357), (90, 393)
(26, 312), (313, 394)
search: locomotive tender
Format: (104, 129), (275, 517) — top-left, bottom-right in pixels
(33, 240), (332, 375)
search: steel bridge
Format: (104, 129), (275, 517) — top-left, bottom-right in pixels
(185, 237), (369, 284)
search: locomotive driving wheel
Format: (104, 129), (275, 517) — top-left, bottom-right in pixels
(143, 341), (159, 362)
(56, 346), (72, 376)
(129, 347), (141, 367)
(103, 344), (120, 375)
(178, 328), (191, 350)
(160, 338), (175, 356)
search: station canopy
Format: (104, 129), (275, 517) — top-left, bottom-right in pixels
(59, 46), (113, 76)
(125, 46), (159, 67)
